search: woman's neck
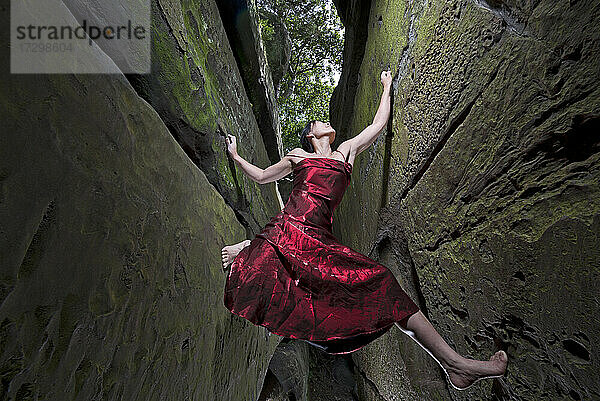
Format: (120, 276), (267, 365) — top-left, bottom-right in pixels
(311, 142), (333, 157)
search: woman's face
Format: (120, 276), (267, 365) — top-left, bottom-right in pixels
(309, 120), (336, 143)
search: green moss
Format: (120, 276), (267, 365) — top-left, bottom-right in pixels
(151, 12), (219, 132)
(410, 2), (441, 61)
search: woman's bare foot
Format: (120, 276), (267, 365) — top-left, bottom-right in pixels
(443, 350), (508, 390)
(221, 239), (251, 270)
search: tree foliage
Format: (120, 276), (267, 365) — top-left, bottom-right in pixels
(256, 0), (344, 152)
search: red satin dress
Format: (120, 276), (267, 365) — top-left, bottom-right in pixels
(223, 153), (420, 354)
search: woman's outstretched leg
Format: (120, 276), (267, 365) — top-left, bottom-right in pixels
(221, 239), (251, 270)
(396, 311), (508, 390)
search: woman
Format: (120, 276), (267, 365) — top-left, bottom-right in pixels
(221, 70), (508, 390)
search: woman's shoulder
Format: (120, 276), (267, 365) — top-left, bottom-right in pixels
(283, 148), (306, 171)
(287, 147), (304, 154)
(285, 148), (306, 158)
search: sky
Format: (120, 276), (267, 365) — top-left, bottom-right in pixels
(324, 0), (344, 86)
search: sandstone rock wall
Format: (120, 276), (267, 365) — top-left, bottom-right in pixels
(332, 0), (599, 400)
(0, 0), (283, 399)
(127, 0), (283, 236)
(3, 0), (599, 399)
(216, 0), (284, 165)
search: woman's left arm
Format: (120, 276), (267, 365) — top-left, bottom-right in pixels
(342, 71), (393, 156)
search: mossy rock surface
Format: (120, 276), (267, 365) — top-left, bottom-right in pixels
(0, 3), (281, 400)
(333, 0), (600, 399)
(129, 0), (282, 235)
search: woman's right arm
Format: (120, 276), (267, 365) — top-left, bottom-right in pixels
(226, 134), (296, 184)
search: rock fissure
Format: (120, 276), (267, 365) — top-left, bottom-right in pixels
(459, 110), (599, 211)
(148, 100), (261, 236)
(423, 214), (487, 253)
(378, 2), (420, 209)
(379, 71), (397, 210)
(17, 199), (56, 279)
(215, 0), (283, 164)
(330, 0), (373, 140)
(125, 0), (275, 237)
(470, 0), (529, 37)
(355, 365), (387, 401)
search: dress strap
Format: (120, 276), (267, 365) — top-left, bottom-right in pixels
(287, 153), (304, 168)
(332, 149), (347, 162)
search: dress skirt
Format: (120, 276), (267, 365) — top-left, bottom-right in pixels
(223, 157), (420, 354)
